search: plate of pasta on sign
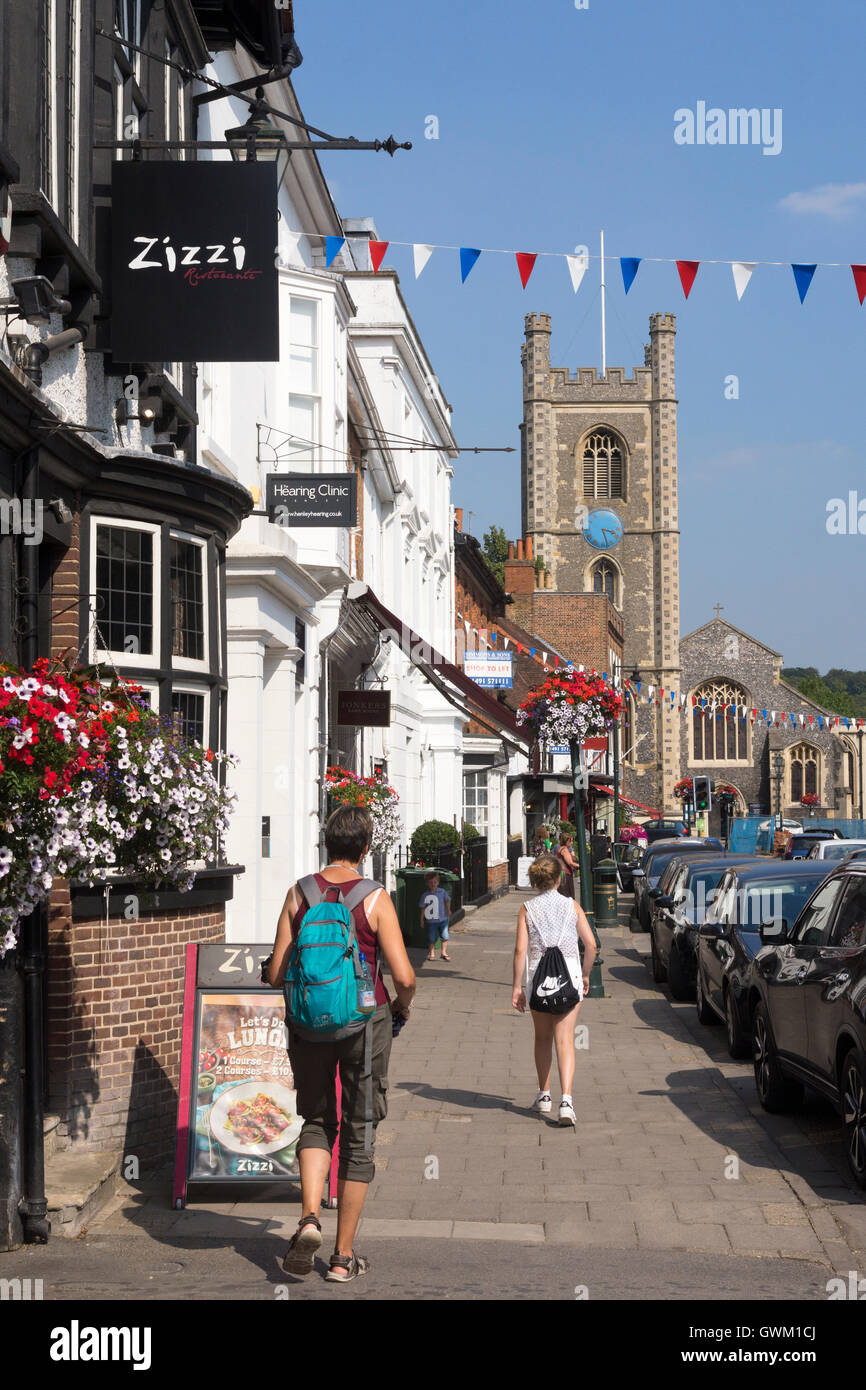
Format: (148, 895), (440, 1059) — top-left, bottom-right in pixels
(209, 1080), (302, 1157)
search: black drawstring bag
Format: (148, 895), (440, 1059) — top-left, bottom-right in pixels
(529, 946), (581, 1013)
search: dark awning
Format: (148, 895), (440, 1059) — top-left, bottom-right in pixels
(346, 582), (528, 749)
(191, 1), (300, 68)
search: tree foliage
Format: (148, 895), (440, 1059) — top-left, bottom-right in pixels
(481, 525), (509, 587)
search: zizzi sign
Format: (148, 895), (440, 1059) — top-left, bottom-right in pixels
(266, 473), (358, 527)
(110, 162), (278, 362)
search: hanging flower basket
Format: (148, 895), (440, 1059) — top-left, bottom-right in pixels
(0, 657), (237, 958)
(516, 671), (622, 746)
(716, 783), (739, 802)
(672, 778), (693, 800)
(325, 766), (402, 852)
(800, 793), (821, 808)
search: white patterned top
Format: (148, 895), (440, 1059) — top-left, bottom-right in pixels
(524, 889), (584, 998)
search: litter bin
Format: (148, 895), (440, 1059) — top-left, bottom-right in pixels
(395, 866), (461, 947)
(592, 858), (618, 927)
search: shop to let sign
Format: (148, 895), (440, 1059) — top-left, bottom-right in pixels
(266, 472), (358, 527)
(463, 651), (514, 688)
(110, 161), (279, 362)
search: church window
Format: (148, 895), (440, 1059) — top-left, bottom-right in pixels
(790, 744), (819, 803)
(592, 558), (618, 605)
(691, 680), (750, 764)
(582, 432), (624, 499)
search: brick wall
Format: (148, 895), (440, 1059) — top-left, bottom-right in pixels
(47, 883), (224, 1165)
(487, 860), (509, 895)
(49, 494), (82, 662)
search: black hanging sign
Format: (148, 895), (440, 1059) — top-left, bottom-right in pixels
(110, 161), (279, 362)
(266, 472), (358, 526)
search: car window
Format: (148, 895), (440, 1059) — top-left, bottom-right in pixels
(791, 877), (846, 947)
(739, 879), (824, 933)
(828, 879), (866, 949)
(707, 874), (735, 925)
(670, 865), (690, 903)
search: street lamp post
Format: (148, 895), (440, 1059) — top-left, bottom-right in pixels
(569, 740), (604, 998)
(773, 752), (785, 838)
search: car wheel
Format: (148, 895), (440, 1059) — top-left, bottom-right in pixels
(753, 1002), (803, 1113)
(650, 928), (667, 983)
(841, 1049), (866, 1190)
(724, 986), (750, 1060)
(667, 943), (693, 1001)
(695, 963), (718, 1024)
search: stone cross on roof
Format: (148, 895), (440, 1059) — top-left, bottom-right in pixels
(713, 603), (724, 620)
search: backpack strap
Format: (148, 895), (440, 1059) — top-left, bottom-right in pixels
(297, 873), (326, 908)
(340, 877), (383, 913)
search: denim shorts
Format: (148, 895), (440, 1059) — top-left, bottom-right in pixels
(426, 918), (449, 945)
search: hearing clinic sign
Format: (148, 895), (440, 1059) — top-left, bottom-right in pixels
(110, 161), (279, 362)
(266, 472), (358, 526)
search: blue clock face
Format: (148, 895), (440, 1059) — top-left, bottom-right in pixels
(583, 508), (623, 551)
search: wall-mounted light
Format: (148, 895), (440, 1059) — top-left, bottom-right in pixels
(0, 275), (71, 326)
(226, 87), (291, 191)
(48, 498), (73, 524)
(115, 396), (161, 428)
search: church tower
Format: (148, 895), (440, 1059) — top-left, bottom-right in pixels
(519, 312), (682, 811)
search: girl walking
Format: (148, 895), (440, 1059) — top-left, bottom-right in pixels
(556, 831), (577, 899)
(511, 854), (597, 1126)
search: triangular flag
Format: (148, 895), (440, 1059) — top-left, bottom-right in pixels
(529, 648), (535, 658)
(792, 263), (817, 303)
(490, 631), (497, 644)
(620, 257), (641, 294)
(515, 252), (537, 288)
(852, 265), (866, 305)
(542, 651), (548, 665)
(460, 247), (481, 282)
(676, 260), (700, 298)
(732, 262), (755, 301)
(413, 244), (435, 278)
(369, 240), (389, 273)
(325, 236), (345, 268)
(566, 253), (588, 294)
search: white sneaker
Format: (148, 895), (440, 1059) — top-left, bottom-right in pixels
(533, 1091), (552, 1114)
(558, 1100), (576, 1127)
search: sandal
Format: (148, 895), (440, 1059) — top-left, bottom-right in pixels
(325, 1251), (370, 1282)
(281, 1214), (322, 1276)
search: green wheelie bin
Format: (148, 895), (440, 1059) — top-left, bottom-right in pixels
(395, 866), (461, 947)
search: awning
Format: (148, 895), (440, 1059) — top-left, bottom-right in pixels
(345, 582), (528, 748)
(594, 788), (662, 816)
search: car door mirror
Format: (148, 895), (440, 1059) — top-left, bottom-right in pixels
(656, 894), (674, 910)
(699, 920), (725, 937)
(759, 919), (788, 944)
(648, 886), (662, 899)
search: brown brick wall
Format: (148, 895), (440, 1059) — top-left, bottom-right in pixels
(49, 496), (82, 663)
(47, 883), (224, 1165)
(487, 861), (509, 894)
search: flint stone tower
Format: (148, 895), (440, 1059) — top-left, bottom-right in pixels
(519, 312), (681, 811)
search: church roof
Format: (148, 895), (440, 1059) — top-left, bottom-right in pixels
(680, 617), (782, 659)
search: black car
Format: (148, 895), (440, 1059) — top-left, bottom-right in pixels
(630, 837), (725, 933)
(746, 861), (866, 1187)
(785, 831), (842, 860)
(696, 861), (834, 1059)
(649, 854), (758, 999)
(642, 818), (691, 844)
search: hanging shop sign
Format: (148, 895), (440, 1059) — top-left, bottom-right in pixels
(110, 161), (279, 362)
(337, 689), (391, 727)
(173, 944), (300, 1209)
(266, 472), (358, 527)
(463, 651), (514, 688)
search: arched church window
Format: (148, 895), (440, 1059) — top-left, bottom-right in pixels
(691, 680), (750, 763)
(582, 432), (624, 499)
(592, 558), (617, 605)
(790, 744), (819, 803)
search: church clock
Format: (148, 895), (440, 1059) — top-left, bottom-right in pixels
(582, 507), (623, 551)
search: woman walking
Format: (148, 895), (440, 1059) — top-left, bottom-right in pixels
(511, 854), (597, 1126)
(556, 831), (577, 899)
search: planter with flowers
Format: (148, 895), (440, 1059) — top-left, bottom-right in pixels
(673, 778), (693, 800)
(618, 824), (648, 845)
(800, 792), (821, 816)
(0, 657), (237, 959)
(325, 766), (402, 852)
(517, 669), (623, 746)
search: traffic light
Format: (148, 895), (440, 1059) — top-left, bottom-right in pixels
(693, 775), (713, 812)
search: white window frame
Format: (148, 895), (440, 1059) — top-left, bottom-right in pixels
(169, 683), (211, 749)
(168, 530), (209, 674)
(90, 516), (161, 670)
(287, 295), (320, 468)
(463, 769), (489, 834)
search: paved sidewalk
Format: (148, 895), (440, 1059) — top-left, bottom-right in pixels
(6, 888), (866, 1300)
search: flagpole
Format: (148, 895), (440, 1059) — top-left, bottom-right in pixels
(600, 229), (606, 379)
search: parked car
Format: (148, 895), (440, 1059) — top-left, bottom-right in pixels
(759, 818), (803, 835)
(696, 861), (834, 1058)
(641, 818), (691, 843)
(630, 837), (725, 933)
(785, 830), (843, 860)
(746, 861), (866, 1187)
(649, 854), (757, 998)
(807, 838), (866, 861)
(613, 840), (645, 892)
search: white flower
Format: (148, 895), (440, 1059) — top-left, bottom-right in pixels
(77, 732), (90, 749)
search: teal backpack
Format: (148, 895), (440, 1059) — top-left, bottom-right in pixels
(285, 875), (381, 1041)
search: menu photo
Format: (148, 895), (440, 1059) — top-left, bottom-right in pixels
(190, 992), (300, 1180)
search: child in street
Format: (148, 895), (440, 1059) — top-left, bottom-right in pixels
(420, 870), (451, 962)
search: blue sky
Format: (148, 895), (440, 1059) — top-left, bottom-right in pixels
(295, 0), (866, 671)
